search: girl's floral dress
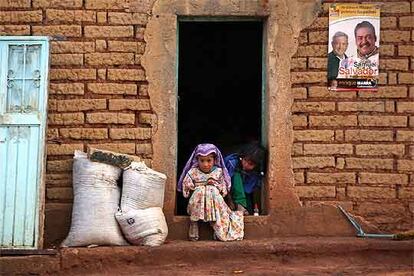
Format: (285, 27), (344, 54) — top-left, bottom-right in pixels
(182, 167), (244, 241)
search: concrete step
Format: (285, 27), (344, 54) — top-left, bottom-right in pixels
(1, 237), (413, 275)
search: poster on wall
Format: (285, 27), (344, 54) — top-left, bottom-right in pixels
(328, 3), (380, 91)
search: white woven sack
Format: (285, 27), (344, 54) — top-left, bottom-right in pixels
(121, 162), (167, 210)
(115, 207), (168, 246)
(61, 151), (128, 247)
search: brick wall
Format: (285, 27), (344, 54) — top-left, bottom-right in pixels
(0, 0), (154, 244)
(291, 1), (414, 232)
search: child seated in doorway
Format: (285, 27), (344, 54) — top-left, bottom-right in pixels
(224, 142), (266, 215)
(177, 143), (244, 241)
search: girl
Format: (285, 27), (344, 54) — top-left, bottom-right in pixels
(224, 142), (266, 215)
(177, 143), (244, 241)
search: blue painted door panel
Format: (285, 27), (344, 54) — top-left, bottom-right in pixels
(0, 38), (49, 248)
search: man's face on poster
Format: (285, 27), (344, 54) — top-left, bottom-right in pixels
(332, 36), (348, 58)
(356, 26), (376, 56)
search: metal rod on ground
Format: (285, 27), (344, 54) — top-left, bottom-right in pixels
(337, 205), (395, 239)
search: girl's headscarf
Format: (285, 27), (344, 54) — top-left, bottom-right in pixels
(177, 143), (231, 192)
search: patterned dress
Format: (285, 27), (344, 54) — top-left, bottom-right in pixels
(182, 167), (244, 241)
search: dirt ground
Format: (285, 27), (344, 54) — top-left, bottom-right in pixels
(2, 237), (413, 275)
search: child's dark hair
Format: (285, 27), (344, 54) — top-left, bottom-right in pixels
(239, 142), (266, 171)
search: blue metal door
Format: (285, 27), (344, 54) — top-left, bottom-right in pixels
(0, 37), (49, 248)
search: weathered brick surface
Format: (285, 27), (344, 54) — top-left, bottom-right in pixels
(307, 172), (355, 184)
(0, 25), (30, 35)
(50, 69), (96, 81)
(33, 0), (82, 8)
(107, 41), (146, 53)
(47, 187), (73, 200)
(32, 25), (82, 37)
(0, 11), (43, 23)
(57, 99), (106, 112)
(87, 83), (137, 95)
(136, 143), (153, 155)
(59, 128), (108, 139)
(87, 143), (136, 154)
(108, 12), (148, 25)
(139, 113), (156, 125)
(359, 173), (408, 185)
(0, 0), (30, 8)
(48, 113), (84, 125)
(49, 83), (84, 95)
(46, 9), (96, 23)
(295, 186), (336, 198)
(85, 53), (135, 66)
(109, 99), (151, 111)
(109, 128), (152, 140)
(85, 0), (129, 9)
(51, 54), (84, 66)
(86, 112), (135, 124)
(107, 69), (145, 81)
(84, 26), (134, 38)
(51, 41), (95, 54)
(47, 160), (73, 172)
(292, 0), (413, 231)
(47, 144), (83, 155)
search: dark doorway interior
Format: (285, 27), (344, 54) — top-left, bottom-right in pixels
(177, 21), (263, 214)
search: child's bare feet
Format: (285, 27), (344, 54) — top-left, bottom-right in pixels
(188, 221), (199, 241)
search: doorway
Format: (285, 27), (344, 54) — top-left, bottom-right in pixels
(177, 20), (264, 214)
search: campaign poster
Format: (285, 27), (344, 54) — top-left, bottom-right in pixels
(328, 4), (380, 91)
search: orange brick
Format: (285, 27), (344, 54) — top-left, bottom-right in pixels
(33, 0), (82, 8)
(345, 130), (393, 142)
(0, 0), (30, 8)
(356, 144), (405, 156)
(399, 73), (413, 84)
(59, 128), (108, 140)
(292, 143), (303, 155)
(338, 102), (384, 112)
(358, 115), (407, 127)
(108, 99), (151, 111)
(0, 25), (30, 35)
(399, 187), (414, 199)
(291, 88), (307, 99)
(291, 72), (326, 84)
(57, 99), (106, 112)
(50, 69), (96, 81)
(359, 86), (407, 98)
(107, 69), (145, 81)
(46, 9), (96, 23)
(398, 45), (414, 57)
(295, 186), (336, 198)
(359, 173), (408, 185)
(32, 25), (82, 37)
(308, 86), (356, 98)
(396, 130), (414, 141)
(0, 11), (42, 23)
(46, 174), (72, 187)
(308, 58), (326, 69)
(397, 102), (414, 113)
(380, 59), (409, 70)
(51, 54), (83, 66)
(291, 58), (307, 69)
(298, 32), (307, 44)
(109, 128), (152, 140)
(295, 45), (326, 57)
(138, 113), (155, 126)
(383, 2), (411, 13)
(381, 30), (410, 42)
(397, 160), (414, 172)
(399, 16), (414, 28)
(292, 102), (335, 113)
(86, 143), (136, 154)
(51, 41), (95, 53)
(48, 113), (84, 125)
(380, 45), (395, 56)
(292, 157), (335, 169)
(47, 144), (83, 155)
(85, 53), (134, 66)
(292, 115), (307, 127)
(97, 12), (107, 23)
(308, 17), (328, 29)
(135, 143), (152, 155)
(380, 17), (397, 28)
(95, 40), (107, 52)
(49, 83), (84, 95)
(85, 0), (129, 9)
(347, 187), (395, 199)
(108, 12), (148, 25)
(308, 31), (328, 43)
(304, 144), (353, 155)
(345, 158), (394, 170)
(309, 115), (357, 127)
(86, 112), (135, 124)
(307, 172), (355, 184)
(87, 83), (137, 95)
(294, 130), (334, 141)
(107, 41), (145, 53)
(84, 26), (133, 38)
